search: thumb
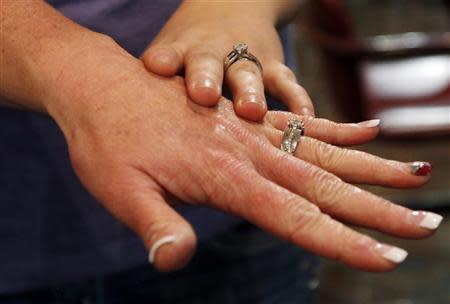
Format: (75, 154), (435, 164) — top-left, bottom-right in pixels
(138, 189), (196, 272)
(93, 169), (197, 272)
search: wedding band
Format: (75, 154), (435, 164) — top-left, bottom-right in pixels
(224, 43), (263, 73)
(281, 119), (304, 155)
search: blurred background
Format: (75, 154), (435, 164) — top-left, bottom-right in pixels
(291, 0), (449, 303)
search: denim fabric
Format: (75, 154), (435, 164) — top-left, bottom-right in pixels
(0, 224), (319, 304)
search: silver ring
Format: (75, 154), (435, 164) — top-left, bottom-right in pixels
(281, 119), (304, 155)
(224, 43), (263, 73)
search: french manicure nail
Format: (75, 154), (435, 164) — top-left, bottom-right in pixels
(148, 235), (176, 264)
(375, 243), (408, 264)
(358, 119), (381, 128)
(412, 211), (443, 230)
(411, 161), (432, 176)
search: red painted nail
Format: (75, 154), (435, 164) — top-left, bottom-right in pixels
(411, 161), (432, 176)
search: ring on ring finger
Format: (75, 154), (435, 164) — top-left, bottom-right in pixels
(224, 43), (263, 73)
(281, 118), (305, 155)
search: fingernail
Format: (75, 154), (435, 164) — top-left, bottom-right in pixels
(411, 161), (432, 176)
(375, 243), (408, 264)
(148, 235), (176, 264)
(412, 211), (443, 230)
(358, 119), (381, 128)
(300, 107), (315, 117)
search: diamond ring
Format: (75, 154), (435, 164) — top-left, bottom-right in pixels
(224, 43), (263, 73)
(281, 119), (305, 155)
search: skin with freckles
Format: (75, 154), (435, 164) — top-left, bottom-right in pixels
(141, 0), (315, 121)
(1, 1), (441, 274)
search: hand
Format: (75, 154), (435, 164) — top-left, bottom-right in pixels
(43, 37), (441, 274)
(141, 1), (315, 121)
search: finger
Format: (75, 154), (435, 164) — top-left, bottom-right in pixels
(96, 169), (196, 272)
(259, 151), (442, 240)
(184, 46), (223, 106)
(265, 111), (380, 146)
(226, 59), (267, 121)
(265, 129), (432, 187)
(214, 167), (409, 272)
(264, 62), (315, 117)
(141, 44), (184, 77)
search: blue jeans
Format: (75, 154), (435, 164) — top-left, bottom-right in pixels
(1, 224), (319, 304)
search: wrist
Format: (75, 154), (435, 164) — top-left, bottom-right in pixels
(27, 31), (112, 113)
(42, 35), (148, 139)
(0, 1), (118, 114)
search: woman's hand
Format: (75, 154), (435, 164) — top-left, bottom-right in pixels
(141, 1), (315, 121)
(4, 0), (441, 276)
(41, 37), (441, 274)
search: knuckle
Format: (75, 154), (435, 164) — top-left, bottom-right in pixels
(301, 115), (315, 130)
(215, 115), (262, 146)
(201, 147), (252, 207)
(283, 196), (322, 242)
(313, 140), (337, 168)
(312, 140), (352, 171)
(210, 149), (250, 175)
(308, 167), (343, 209)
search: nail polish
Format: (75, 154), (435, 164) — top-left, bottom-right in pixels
(358, 119), (381, 128)
(412, 211), (443, 230)
(375, 243), (408, 264)
(148, 235), (176, 264)
(411, 161), (432, 176)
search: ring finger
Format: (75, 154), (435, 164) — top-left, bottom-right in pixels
(264, 127), (432, 188)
